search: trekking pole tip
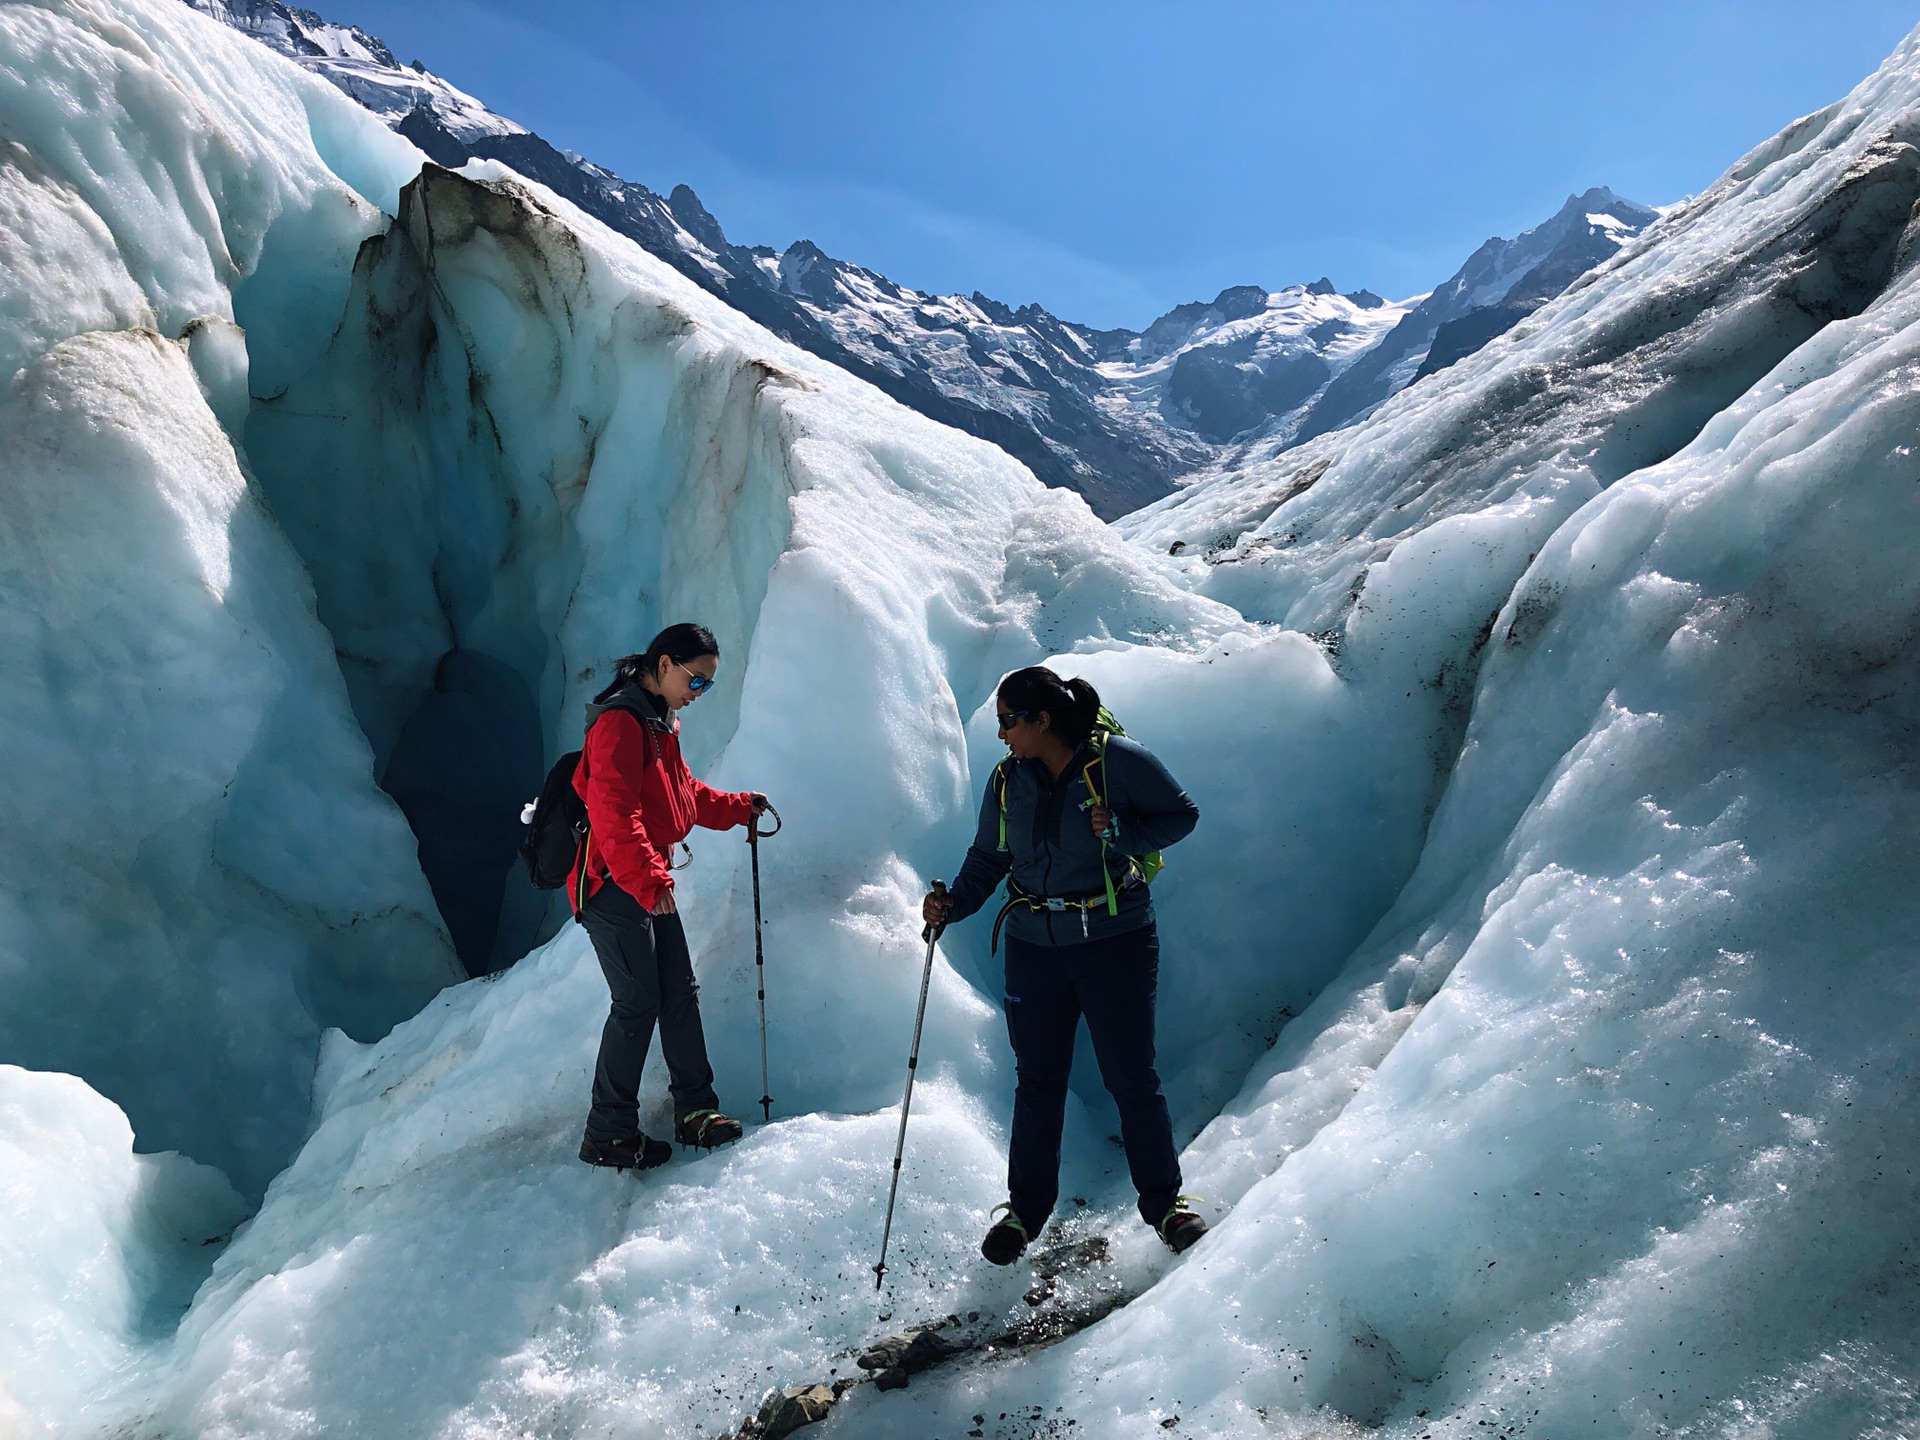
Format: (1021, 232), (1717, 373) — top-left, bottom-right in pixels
(872, 1264), (885, 1291)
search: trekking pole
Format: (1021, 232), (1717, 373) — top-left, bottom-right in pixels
(748, 801), (782, 1124)
(874, 880), (945, 1291)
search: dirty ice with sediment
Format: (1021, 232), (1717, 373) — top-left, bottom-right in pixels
(1, 1), (1917, 1437)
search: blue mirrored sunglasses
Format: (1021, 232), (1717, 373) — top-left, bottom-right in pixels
(675, 660), (716, 695)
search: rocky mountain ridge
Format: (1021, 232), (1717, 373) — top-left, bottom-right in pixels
(184, 0), (1654, 516)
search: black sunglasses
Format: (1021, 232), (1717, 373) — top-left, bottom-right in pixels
(995, 709), (1031, 729)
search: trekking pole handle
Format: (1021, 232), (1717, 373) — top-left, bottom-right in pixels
(748, 798), (782, 841)
(922, 879), (947, 944)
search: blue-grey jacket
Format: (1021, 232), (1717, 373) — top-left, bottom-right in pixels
(945, 734), (1199, 947)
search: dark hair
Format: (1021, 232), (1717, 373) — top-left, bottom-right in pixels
(998, 666), (1101, 748)
(594, 622), (720, 703)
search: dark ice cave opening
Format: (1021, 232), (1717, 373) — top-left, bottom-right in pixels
(380, 647), (548, 975)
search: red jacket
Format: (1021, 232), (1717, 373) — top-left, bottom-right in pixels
(570, 704), (755, 912)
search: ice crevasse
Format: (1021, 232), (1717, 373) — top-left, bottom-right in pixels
(0, 1), (1916, 1436)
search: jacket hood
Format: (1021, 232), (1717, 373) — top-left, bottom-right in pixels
(585, 681), (670, 730)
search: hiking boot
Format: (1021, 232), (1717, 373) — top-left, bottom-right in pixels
(675, 1109), (744, 1149)
(981, 1203), (1032, 1266)
(579, 1131), (671, 1171)
(1156, 1199), (1207, 1254)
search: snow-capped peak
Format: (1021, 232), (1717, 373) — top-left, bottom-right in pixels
(182, 0), (524, 142)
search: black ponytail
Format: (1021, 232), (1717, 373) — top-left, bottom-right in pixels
(998, 665), (1101, 748)
(594, 622), (720, 704)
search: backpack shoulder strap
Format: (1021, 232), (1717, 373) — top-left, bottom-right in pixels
(1081, 726), (1125, 916)
(1080, 726), (1110, 806)
(993, 756), (1013, 851)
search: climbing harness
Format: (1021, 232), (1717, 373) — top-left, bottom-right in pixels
(874, 880), (944, 1291)
(988, 876), (1140, 951)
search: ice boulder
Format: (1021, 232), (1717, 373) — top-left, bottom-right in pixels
(0, 1065), (246, 1435)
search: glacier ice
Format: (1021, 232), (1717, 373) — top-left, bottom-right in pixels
(0, 324), (459, 1197)
(1, 0), (1918, 1437)
(0, 1064), (246, 1434)
(899, 168), (1920, 1433)
(0, 0), (461, 1196)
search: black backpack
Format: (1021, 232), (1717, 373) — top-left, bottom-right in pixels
(518, 750), (587, 889)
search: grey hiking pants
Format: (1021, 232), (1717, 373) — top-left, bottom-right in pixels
(580, 880), (719, 1139)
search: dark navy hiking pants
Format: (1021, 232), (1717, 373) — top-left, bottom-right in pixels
(1002, 922), (1182, 1231)
(580, 881), (720, 1139)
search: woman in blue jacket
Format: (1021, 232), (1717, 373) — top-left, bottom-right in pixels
(924, 666), (1205, 1264)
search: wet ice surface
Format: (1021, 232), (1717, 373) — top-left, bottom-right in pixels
(2, 1), (1919, 1436)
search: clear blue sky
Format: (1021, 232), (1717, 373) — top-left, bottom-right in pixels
(329, 1), (1917, 330)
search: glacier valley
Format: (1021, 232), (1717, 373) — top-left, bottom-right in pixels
(0, 2), (1916, 1438)
(185, 0), (1656, 524)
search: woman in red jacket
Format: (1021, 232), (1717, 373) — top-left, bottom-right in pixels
(571, 622), (770, 1171)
